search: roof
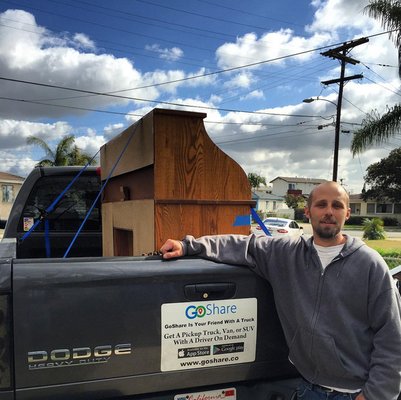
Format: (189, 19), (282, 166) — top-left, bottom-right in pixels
(252, 190), (285, 200)
(270, 176), (327, 184)
(0, 171), (25, 183)
(349, 193), (363, 201)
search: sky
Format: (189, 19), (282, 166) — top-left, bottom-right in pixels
(1, 0), (401, 194)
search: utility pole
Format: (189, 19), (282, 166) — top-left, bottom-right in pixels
(320, 37), (368, 182)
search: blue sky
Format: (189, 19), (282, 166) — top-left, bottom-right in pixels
(0, 0), (400, 194)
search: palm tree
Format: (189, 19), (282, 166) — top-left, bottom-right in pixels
(351, 0), (401, 155)
(27, 135), (96, 166)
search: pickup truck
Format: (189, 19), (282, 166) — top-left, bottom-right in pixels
(0, 166), (301, 399)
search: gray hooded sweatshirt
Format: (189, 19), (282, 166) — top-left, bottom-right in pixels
(181, 233), (401, 400)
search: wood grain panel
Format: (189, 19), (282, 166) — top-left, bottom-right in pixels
(153, 109), (251, 201)
(100, 113), (154, 180)
(155, 204), (251, 250)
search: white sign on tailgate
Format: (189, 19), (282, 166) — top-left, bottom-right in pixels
(161, 298), (257, 371)
(175, 387), (236, 400)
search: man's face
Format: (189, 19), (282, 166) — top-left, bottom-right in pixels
(305, 183), (351, 243)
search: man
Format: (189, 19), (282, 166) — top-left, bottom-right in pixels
(161, 181), (401, 400)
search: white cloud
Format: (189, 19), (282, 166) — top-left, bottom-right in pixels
(307, 0), (371, 33)
(103, 123), (125, 140)
(215, 29), (333, 70)
(145, 44), (184, 61)
(0, 9), (214, 121)
(75, 134), (105, 159)
(224, 71), (254, 89)
(0, 119), (71, 149)
(240, 90), (265, 101)
(72, 33), (96, 51)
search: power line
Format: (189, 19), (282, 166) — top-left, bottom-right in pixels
(0, 92), (325, 119)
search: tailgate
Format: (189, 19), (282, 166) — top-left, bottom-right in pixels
(12, 257), (297, 399)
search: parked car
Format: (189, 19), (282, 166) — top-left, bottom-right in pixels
(252, 217), (304, 238)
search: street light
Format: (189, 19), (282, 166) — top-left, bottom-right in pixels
(302, 97), (341, 182)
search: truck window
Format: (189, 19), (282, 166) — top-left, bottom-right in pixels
(19, 175), (101, 233)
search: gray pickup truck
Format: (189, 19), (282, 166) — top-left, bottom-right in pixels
(0, 166), (301, 399)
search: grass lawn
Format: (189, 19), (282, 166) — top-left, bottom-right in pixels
(364, 239), (401, 257)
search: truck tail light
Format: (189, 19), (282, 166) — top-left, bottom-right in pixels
(277, 229), (288, 234)
(0, 294), (12, 389)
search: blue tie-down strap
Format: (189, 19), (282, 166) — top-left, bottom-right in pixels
(44, 218), (51, 258)
(250, 208), (271, 236)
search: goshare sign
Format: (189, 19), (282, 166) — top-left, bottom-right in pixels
(185, 303), (237, 319)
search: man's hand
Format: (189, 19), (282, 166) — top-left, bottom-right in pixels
(355, 393), (366, 400)
(160, 239), (184, 259)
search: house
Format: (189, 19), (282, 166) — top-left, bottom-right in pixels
(0, 171), (25, 224)
(349, 194), (401, 224)
(252, 190), (288, 216)
(270, 177), (327, 197)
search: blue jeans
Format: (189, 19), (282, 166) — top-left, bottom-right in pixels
(297, 380), (361, 400)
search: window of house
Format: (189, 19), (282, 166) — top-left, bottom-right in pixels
(2, 185), (14, 203)
(288, 183), (296, 190)
(350, 203), (361, 215)
(367, 203), (375, 214)
(394, 204), (401, 213)
(376, 203), (393, 214)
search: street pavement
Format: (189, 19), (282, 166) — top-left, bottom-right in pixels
(300, 223), (401, 240)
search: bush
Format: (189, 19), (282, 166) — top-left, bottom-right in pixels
(347, 216), (400, 227)
(382, 217), (399, 227)
(362, 218), (386, 240)
(345, 216), (365, 225)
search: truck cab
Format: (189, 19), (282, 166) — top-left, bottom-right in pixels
(3, 166), (102, 258)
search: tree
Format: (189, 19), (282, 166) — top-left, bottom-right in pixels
(27, 135), (96, 166)
(362, 147), (401, 202)
(351, 0), (401, 154)
(284, 194), (305, 210)
(247, 172), (267, 189)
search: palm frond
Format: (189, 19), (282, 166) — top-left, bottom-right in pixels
(365, 0), (401, 47)
(351, 104), (401, 155)
(26, 135), (55, 160)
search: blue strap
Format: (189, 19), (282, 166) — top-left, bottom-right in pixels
(250, 208), (271, 236)
(44, 218), (51, 258)
(63, 122), (141, 258)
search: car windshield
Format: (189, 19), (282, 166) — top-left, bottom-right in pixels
(264, 219), (287, 227)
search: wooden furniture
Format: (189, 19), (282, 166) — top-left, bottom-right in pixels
(100, 108), (254, 256)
